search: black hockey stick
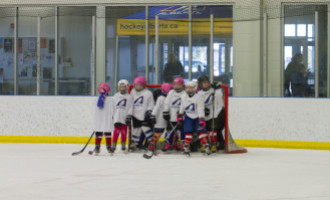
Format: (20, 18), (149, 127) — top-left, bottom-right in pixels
(143, 124), (177, 159)
(72, 132), (95, 156)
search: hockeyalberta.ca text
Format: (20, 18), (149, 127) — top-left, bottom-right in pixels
(119, 23), (179, 31)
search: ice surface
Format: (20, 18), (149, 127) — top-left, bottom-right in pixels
(0, 144), (329, 200)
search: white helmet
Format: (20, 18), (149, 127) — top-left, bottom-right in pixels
(118, 79), (129, 92)
(185, 81), (197, 91)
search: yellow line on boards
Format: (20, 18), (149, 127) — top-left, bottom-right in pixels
(0, 136), (330, 151)
(235, 139), (330, 151)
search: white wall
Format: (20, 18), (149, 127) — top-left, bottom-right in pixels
(230, 97), (330, 142)
(0, 96), (94, 136)
(1, 96), (330, 143)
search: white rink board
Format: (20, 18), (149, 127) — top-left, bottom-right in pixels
(1, 96), (330, 142)
(229, 97), (330, 142)
(0, 96), (94, 137)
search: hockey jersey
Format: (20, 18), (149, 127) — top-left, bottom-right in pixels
(198, 88), (224, 121)
(179, 93), (205, 119)
(113, 92), (133, 124)
(130, 88), (155, 121)
(93, 97), (114, 132)
(164, 89), (185, 122)
(151, 94), (166, 129)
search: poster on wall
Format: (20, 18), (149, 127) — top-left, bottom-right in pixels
(41, 38), (47, 48)
(49, 39), (55, 53)
(28, 38), (37, 52)
(18, 39), (22, 53)
(4, 38), (13, 53)
(43, 67), (52, 79)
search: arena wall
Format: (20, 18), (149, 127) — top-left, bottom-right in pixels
(0, 96), (329, 150)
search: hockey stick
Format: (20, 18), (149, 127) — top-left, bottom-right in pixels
(72, 132), (95, 156)
(143, 124), (177, 159)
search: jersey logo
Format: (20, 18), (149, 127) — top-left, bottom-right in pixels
(204, 93), (214, 106)
(134, 96), (144, 106)
(185, 103), (195, 112)
(117, 99), (127, 108)
(172, 98), (181, 108)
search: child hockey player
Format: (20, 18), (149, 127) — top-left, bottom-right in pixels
(197, 76), (225, 153)
(148, 83), (173, 152)
(92, 82), (114, 156)
(162, 77), (185, 151)
(111, 79), (132, 153)
(127, 76), (155, 151)
(177, 81), (211, 156)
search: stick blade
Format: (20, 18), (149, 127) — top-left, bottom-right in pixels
(72, 151), (82, 156)
(143, 153), (153, 159)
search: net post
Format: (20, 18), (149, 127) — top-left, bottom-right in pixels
(221, 84), (229, 153)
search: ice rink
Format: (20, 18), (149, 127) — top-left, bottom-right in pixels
(1, 144), (330, 200)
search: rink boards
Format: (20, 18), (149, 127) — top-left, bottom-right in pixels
(0, 96), (330, 150)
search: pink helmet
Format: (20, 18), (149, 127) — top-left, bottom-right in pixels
(134, 76), (147, 86)
(98, 82), (110, 94)
(161, 83), (173, 94)
(173, 77), (185, 86)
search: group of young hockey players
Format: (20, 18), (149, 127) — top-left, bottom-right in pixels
(92, 75), (226, 157)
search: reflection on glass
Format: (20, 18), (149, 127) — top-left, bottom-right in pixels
(18, 8), (38, 95)
(297, 24), (306, 36)
(284, 4), (327, 97)
(192, 5), (233, 85)
(308, 24), (314, 37)
(58, 7), (94, 95)
(0, 8), (15, 95)
(106, 6), (145, 90)
(284, 46), (293, 69)
(285, 24), (296, 37)
(148, 6), (188, 84)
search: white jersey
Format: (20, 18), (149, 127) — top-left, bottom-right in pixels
(164, 89), (185, 122)
(152, 94), (166, 129)
(130, 88), (155, 121)
(113, 92), (133, 124)
(198, 88), (224, 121)
(93, 97), (114, 133)
(179, 93), (205, 119)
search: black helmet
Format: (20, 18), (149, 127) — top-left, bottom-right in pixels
(197, 75), (210, 89)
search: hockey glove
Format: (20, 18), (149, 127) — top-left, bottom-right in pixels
(126, 115), (132, 126)
(204, 108), (210, 116)
(212, 82), (222, 89)
(150, 115), (156, 125)
(198, 118), (206, 130)
(144, 110), (152, 121)
(177, 113), (184, 125)
(163, 111), (170, 121)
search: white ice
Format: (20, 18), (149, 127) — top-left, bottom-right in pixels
(0, 144), (330, 200)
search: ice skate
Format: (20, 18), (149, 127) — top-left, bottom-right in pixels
(94, 144), (100, 156)
(121, 141), (126, 151)
(183, 144), (191, 157)
(204, 144), (211, 155)
(162, 143), (172, 152)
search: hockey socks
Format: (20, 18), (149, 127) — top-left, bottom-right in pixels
(113, 124), (127, 144)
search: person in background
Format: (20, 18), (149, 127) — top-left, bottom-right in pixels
(163, 53), (184, 83)
(284, 53), (305, 97)
(290, 65), (308, 97)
